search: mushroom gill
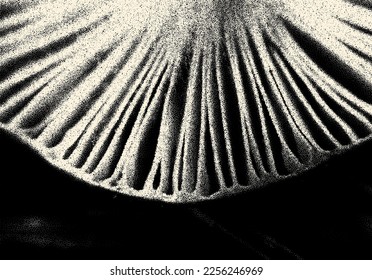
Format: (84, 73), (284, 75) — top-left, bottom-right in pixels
(0, 0), (371, 202)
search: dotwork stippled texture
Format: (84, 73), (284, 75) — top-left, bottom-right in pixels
(0, 0), (371, 202)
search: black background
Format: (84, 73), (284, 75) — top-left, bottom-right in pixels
(1, 129), (372, 259)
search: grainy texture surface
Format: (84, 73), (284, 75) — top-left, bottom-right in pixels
(0, 0), (371, 202)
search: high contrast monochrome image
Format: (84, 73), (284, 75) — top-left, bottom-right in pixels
(0, 0), (372, 259)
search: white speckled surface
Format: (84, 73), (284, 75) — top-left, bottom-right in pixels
(0, 0), (371, 202)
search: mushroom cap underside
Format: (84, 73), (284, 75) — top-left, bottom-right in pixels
(0, 0), (372, 202)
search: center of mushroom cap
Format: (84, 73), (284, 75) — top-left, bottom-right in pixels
(117, 0), (279, 52)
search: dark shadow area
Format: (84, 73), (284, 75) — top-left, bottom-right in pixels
(0, 129), (372, 259)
